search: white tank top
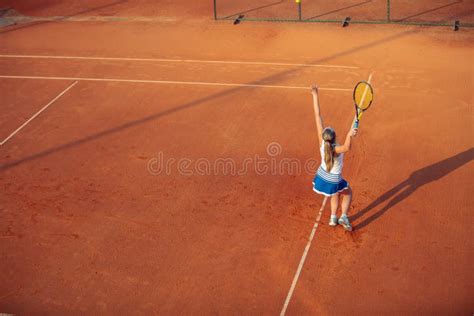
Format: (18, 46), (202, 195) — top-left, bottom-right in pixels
(320, 143), (344, 175)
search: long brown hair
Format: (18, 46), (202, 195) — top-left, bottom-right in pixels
(322, 127), (336, 172)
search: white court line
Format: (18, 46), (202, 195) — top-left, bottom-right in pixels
(368, 72), (374, 84)
(360, 72), (374, 104)
(280, 72), (374, 316)
(0, 75), (353, 92)
(280, 206), (324, 316)
(0, 54), (359, 69)
(0, 81), (78, 146)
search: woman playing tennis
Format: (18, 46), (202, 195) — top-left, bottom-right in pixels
(311, 85), (357, 231)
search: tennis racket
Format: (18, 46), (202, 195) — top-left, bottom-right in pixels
(352, 81), (374, 128)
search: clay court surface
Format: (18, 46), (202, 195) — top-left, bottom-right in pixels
(0, 1), (473, 314)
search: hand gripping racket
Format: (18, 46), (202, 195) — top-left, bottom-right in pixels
(353, 81), (374, 128)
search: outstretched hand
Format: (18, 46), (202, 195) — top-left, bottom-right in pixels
(311, 85), (319, 95)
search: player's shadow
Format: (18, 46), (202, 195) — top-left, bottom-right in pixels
(351, 148), (474, 230)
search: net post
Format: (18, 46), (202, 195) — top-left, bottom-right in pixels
(296, 0), (302, 21)
(213, 0), (217, 20)
(387, 0), (391, 22)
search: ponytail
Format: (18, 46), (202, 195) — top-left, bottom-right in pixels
(324, 140), (334, 172)
(322, 127), (336, 172)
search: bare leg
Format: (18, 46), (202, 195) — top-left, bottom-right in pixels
(340, 187), (353, 216)
(330, 193), (339, 216)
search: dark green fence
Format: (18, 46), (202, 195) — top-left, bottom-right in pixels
(213, 0), (474, 28)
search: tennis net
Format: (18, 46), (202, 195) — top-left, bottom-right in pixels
(213, 0), (474, 27)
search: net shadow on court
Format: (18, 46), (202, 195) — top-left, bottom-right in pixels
(0, 0), (127, 35)
(0, 29), (419, 172)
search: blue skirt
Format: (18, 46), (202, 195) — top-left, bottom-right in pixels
(313, 166), (349, 196)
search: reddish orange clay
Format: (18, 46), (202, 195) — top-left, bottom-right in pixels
(0, 1), (473, 314)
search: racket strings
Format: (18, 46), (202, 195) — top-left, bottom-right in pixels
(354, 82), (373, 110)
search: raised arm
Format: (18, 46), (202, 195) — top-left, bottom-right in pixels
(311, 85), (323, 147)
(335, 116), (358, 154)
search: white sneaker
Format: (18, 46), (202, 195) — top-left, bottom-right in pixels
(338, 216), (353, 231)
(329, 216), (338, 227)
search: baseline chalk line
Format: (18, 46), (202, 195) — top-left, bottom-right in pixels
(0, 54), (359, 69)
(0, 75), (353, 92)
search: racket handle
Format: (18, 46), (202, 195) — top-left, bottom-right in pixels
(353, 119), (359, 129)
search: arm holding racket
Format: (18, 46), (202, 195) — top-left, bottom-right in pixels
(335, 121), (358, 154)
(311, 85), (324, 147)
